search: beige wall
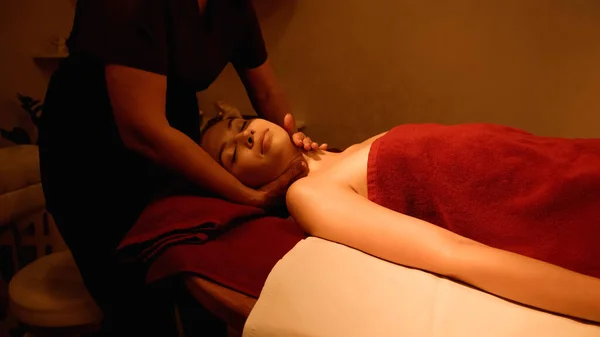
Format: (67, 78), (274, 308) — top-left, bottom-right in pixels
(200, 0), (600, 149)
(0, 0), (75, 147)
(1, 0), (599, 149)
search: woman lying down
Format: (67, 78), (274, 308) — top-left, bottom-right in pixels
(200, 106), (600, 323)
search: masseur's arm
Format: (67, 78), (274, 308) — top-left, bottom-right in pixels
(286, 179), (600, 322)
(106, 64), (303, 207)
(237, 60), (326, 151)
(238, 59), (288, 128)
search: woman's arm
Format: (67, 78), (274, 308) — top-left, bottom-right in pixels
(286, 179), (600, 322)
(105, 64), (303, 207)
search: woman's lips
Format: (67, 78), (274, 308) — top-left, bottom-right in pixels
(260, 129), (271, 155)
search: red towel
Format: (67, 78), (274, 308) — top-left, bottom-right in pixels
(146, 216), (305, 297)
(117, 195), (305, 297)
(368, 123), (600, 277)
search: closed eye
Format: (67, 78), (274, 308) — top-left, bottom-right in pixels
(231, 120), (249, 165)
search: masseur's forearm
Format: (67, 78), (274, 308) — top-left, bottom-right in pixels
(451, 242), (600, 322)
(240, 60), (293, 129)
(250, 86), (291, 129)
(105, 64), (257, 204)
(143, 126), (257, 205)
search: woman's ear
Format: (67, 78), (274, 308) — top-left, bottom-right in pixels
(215, 101), (242, 119)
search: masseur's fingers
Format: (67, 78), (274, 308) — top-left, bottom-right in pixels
(280, 158), (309, 186)
(284, 113), (327, 152)
(258, 158), (308, 208)
(302, 136), (312, 150)
(319, 143), (328, 150)
(292, 132), (305, 148)
(215, 101), (242, 118)
(283, 113), (296, 135)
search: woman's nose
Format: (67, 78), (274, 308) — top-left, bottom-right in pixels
(235, 130), (255, 148)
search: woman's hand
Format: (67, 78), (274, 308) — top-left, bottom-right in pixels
(284, 114), (327, 151)
(251, 156), (309, 209)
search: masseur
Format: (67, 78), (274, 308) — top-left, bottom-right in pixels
(37, 0), (324, 335)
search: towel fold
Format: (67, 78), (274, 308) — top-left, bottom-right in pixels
(368, 123), (600, 278)
(118, 195), (305, 297)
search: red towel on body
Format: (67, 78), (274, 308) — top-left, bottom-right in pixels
(368, 123), (600, 277)
(117, 195), (305, 297)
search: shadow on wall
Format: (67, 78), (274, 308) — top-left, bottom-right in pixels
(197, 0), (299, 122)
(197, 0), (298, 120)
(253, 0), (298, 50)
(33, 58), (64, 82)
(195, 0), (600, 149)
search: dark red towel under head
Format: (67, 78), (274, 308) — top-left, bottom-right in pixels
(119, 195), (264, 251)
(117, 195), (305, 297)
(147, 216), (305, 297)
(368, 123), (600, 277)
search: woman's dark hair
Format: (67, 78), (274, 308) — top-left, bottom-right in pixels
(199, 114), (257, 143)
(199, 114), (223, 141)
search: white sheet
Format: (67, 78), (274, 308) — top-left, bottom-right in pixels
(244, 237), (600, 337)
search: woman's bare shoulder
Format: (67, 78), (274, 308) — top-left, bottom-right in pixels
(343, 131), (387, 154)
(299, 136), (384, 198)
(330, 132), (387, 196)
(363, 131), (388, 145)
(287, 131), (387, 203)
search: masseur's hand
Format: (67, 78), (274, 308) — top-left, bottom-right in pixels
(283, 114), (327, 151)
(254, 156), (309, 208)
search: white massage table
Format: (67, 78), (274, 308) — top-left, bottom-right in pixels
(243, 237), (600, 337)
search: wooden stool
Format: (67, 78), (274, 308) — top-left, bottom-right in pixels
(8, 250), (102, 337)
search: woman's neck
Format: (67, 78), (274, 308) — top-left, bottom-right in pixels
(302, 150), (341, 175)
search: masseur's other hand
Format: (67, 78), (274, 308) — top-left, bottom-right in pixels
(283, 113), (327, 151)
(254, 156), (309, 209)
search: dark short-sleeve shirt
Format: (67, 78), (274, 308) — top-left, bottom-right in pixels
(40, 0), (268, 224)
(67, 0), (267, 88)
(63, 0), (267, 139)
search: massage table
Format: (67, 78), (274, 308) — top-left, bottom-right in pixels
(242, 237), (600, 337)
(184, 276), (257, 336)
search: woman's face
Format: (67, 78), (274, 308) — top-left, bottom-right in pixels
(201, 117), (301, 187)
